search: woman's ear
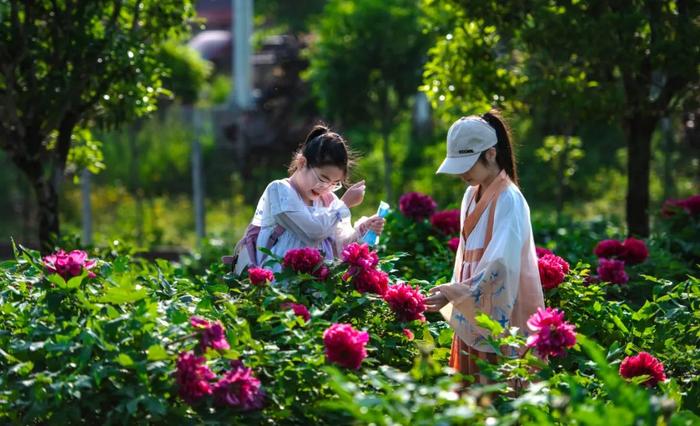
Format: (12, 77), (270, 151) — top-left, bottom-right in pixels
(486, 147), (497, 163)
(296, 154), (307, 169)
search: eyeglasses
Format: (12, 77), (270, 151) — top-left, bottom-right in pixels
(309, 167), (344, 192)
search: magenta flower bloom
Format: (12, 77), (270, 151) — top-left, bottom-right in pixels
(323, 323), (369, 370)
(402, 328), (415, 341)
(212, 360), (265, 410)
(175, 351), (216, 404)
(352, 267), (389, 296)
(535, 246), (553, 258)
(447, 237), (460, 253)
(399, 192), (437, 221)
(383, 282), (427, 322)
(248, 267), (274, 286)
(594, 239), (626, 259)
(663, 194), (700, 216)
(538, 254), (570, 290)
(283, 247), (327, 279)
(619, 352), (667, 387)
(430, 209), (461, 235)
(621, 237), (648, 265)
(341, 242), (379, 270)
(190, 316), (230, 351)
(526, 307), (577, 359)
(43, 249), (97, 279)
(281, 302), (311, 322)
(597, 258), (629, 285)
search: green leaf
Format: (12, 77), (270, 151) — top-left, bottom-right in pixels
(610, 315), (629, 334)
(98, 282), (148, 304)
(475, 312), (504, 336)
(116, 353), (134, 367)
(147, 345), (169, 361)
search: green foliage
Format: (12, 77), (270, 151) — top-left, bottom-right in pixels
(157, 41), (213, 105)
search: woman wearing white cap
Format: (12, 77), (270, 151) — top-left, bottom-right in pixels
(424, 110), (544, 384)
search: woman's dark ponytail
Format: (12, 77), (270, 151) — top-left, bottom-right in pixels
(288, 122), (357, 180)
(481, 109), (519, 186)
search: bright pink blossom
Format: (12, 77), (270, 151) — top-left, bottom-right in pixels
(43, 249), (97, 279)
(190, 316), (230, 351)
(430, 209), (460, 235)
(399, 192), (437, 221)
(526, 307), (577, 359)
(538, 254), (570, 290)
(402, 328), (415, 341)
(213, 360), (265, 410)
(352, 267), (389, 296)
(383, 282), (426, 322)
(341, 242), (379, 270)
(447, 237), (460, 252)
(594, 239), (626, 259)
(535, 246), (553, 258)
(597, 258), (629, 285)
(176, 351), (216, 404)
(621, 238), (649, 265)
(619, 352), (667, 387)
(281, 302), (311, 322)
(248, 267), (274, 286)
(323, 323), (369, 370)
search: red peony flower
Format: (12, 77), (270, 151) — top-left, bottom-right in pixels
(594, 239), (626, 259)
(341, 242), (379, 270)
(681, 195), (700, 215)
(621, 238), (648, 265)
(43, 249), (97, 279)
(526, 307), (577, 359)
(352, 267), (390, 296)
(430, 209), (461, 235)
(535, 246), (553, 258)
(399, 192), (437, 221)
(447, 237), (460, 253)
(402, 328), (415, 341)
(281, 302), (311, 322)
(248, 267), (274, 286)
(175, 351), (216, 404)
(282, 247), (327, 279)
(212, 360), (265, 410)
(323, 323), (369, 370)
(538, 254), (570, 290)
(383, 282), (426, 322)
(619, 352), (667, 387)
(597, 258), (629, 285)
(190, 316), (230, 351)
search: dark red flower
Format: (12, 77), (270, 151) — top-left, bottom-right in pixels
(383, 282), (426, 322)
(175, 351), (216, 404)
(281, 302), (311, 322)
(212, 360), (265, 410)
(282, 247), (327, 279)
(399, 192), (437, 221)
(323, 323), (369, 370)
(248, 267), (274, 286)
(402, 328), (415, 341)
(594, 239), (626, 259)
(619, 352), (667, 387)
(430, 209), (461, 235)
(538, 254), (570, 290)
(352, 268), (389, 296)
(621, 238), (649, 265)
(535, 246), (553, 258)
(190, 316), (230, 351)
(341, 242), (379, 270)
(447, 237), (460, 253)
(597, 258), (629, 285)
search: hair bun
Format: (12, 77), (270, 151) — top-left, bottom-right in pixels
(304, 124), (330, 145)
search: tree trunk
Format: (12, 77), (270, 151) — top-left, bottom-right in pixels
(625, 114), (658, 237)
(31, 175), (60, 253)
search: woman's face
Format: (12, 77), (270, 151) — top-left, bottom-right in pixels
(458, 148), (497, 186)
(297, 160), (345, 201)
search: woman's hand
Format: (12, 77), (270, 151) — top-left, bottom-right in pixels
(366, 215), (385, 235)
(425, 286), (449, 312)
(341, 180), (366, 208)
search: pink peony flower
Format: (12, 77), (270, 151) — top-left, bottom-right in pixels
(621, 238), (648, 265)
(681, 195), (700, 215)
(594, 239), (626, 259)
(597, 258), (629, 285)
(526, 307), (577, 359)
(282, 247), (328, 279)
(430, 209), (461, 235)
(212, 360), (265, 410)
(352, 267), (390, 296)
(402, 328), (415, 341)
(190, 316), (230, 351)
(535, 246), (553, 258)
(43, 249), (97, 279)
(341, 242), (379, 270)
(383, 282), (427, 322)
(248, 267), (274, 286)
(619, 352), (667, 387)
(399, 192), (437, 221)
(281, 302), (311, 322)
(323, 323), (369, 370)
(447, 237), (460, 253)
(664, 194), (700, 216)
(175, 351), (216, 404)
(538, 254), (570, 290)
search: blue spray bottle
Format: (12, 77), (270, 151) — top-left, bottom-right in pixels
(362, 201), (390, 246)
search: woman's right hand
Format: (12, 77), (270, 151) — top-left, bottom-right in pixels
(341, 180), (366, 208)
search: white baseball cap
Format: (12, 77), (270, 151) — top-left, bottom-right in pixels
(436, 116), (497, 174)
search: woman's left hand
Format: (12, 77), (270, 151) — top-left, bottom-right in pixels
(366, 215), (385, 235)
(425, 286), (449, 312)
